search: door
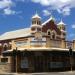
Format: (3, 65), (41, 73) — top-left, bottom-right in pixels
(33, 52), (45, 72)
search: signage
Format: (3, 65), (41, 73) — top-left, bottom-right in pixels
(15, 40), (28, 47)
(50, 62), (63, 68)
(31, 37), (46, 42)
(31, 37), (46, 46)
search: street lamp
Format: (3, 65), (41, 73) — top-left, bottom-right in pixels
(13, 47), (21, 73)
(69, 47), (73, 71)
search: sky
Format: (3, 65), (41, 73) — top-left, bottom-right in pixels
(0, 0), (75, 41)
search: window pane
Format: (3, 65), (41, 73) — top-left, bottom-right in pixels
(1, 58), (8, 63)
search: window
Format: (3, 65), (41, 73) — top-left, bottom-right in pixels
(37, 21), (39, 25)
(37, 28), (41, 31)
(1, 58), (8, 63)
(51, 30), (56, 39)
(37, 20), (41, 25)
(48, 31), (51, 35)
(39, 21), (41, 25)
(3, 43), (8, 51)
(31, 27), (35, 31)
(47, 30), (51, 36)
(32, 20), (36, 24)
(21, 57), (29, 68)
(52, 33), (55, 39)
(15, 40), (28, 47)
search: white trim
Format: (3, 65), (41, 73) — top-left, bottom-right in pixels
(42, 16), (54, 26)
(2, 49), (13, 53)
(3, 48), (75, 52)
(18, 47), (69, 51)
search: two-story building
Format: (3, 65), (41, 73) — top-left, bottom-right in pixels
(0, 13), (75, 73)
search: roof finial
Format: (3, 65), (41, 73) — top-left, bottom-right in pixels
(32, 10), (41, 19)
(50, 15), (55, 21)
(60, 18), (63, 23)
(57, 19), (66, 25)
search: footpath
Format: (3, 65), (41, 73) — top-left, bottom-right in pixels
(0, 71), (75, 75)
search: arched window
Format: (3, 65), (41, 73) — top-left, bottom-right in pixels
(47, 30), (51, 36)
(39, 21), (41, 25)
(52, 33), (55, 39)
(51, 30), (56, 39)
(3, 43), (8, 51)
(32, 20), (36, 24)
(37, 21), (41, 25)
(48, 31), (51, 35)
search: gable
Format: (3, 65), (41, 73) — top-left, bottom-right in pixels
(42, 20), (61, 35)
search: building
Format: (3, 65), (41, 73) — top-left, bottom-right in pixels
(0, 13), (75, 73)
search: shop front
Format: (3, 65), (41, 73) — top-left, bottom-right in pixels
(14, 51), (74, 72)
(2, 50), (75, 73)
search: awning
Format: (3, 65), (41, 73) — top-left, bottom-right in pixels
(2, 49), (24, 56)
(2, 48), (75, 56)
(2, 50), (13, 53)
(2, 49), (22, 56)
(2, 50), (13, 56)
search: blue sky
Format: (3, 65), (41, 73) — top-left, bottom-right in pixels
(0, 0), (75, 40)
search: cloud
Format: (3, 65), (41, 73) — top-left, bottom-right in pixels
(3, 8), (16, 15)
(32, 0), (50, 6)
(16, 0), (30, 2)
(72, 25), (75, 28)
(43, 10), (51, 16)
(57, 7), (70, 15)
(0, 0), (13, 9)
(16, 0), (25, 2)
(31, 0), (75, 15)
(0, 0), (16, 15)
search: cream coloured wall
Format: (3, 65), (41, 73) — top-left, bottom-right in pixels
(10, 36), (75, 51)
(73, 40), (75, 49)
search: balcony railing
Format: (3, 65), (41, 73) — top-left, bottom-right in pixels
(30, 41), (46, 47)
(65, 41), (73, 49)
(50, 40), (62, 48)
(13, 39), (74, 49)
